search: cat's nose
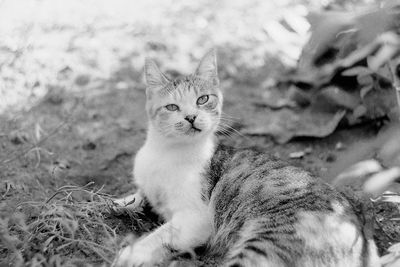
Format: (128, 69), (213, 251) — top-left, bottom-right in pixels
(184, 115), (197, 124)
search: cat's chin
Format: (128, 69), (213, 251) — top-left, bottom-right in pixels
(166, 129), (214, 144)
(181, 130), (210, 140)
(148, 124), (215, 145)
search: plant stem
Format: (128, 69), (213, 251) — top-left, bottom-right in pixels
(389, 59), (400, 120)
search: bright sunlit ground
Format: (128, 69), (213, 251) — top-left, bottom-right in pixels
(0, 0), (314, 115)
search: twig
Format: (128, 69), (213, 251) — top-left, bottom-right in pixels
(1, 98), (79, 165)
(388, 58), (400, 120)
(1, 182), (12, 199)
(45, 182), (95, 203)
(0, 120), (69, 165)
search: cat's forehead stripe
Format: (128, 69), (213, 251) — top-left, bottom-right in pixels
(157, 76), (216, 97)
(150, 106), (163, 119)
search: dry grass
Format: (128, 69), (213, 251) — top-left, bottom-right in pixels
(0, 182), (147, 266)
(377, 192), (400, 266)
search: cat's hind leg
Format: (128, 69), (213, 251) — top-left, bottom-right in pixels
(214, 219), (293, 267)
(222, 241), (286, 267)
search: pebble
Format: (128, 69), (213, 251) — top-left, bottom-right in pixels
(289, 151), (305, 159)
(304, 147), (313, 154)
(335, 142), (345, 150)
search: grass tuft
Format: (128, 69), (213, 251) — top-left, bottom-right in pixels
(0, 182), (147, 266)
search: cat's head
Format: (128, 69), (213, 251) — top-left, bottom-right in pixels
(144, 49), (222, 143)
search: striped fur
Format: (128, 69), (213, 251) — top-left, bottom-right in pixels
(197, 145), (380, 267)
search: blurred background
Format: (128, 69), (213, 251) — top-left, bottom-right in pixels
(0, 0), (332, 114)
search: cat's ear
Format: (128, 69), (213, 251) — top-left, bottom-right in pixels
(195, 49), (219, 85)
(144, 58), (169, 94)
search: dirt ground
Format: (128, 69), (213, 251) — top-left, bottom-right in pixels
(1, 0), (400, 266)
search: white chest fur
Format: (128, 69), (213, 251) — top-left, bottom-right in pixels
(133, 130), (215, 221)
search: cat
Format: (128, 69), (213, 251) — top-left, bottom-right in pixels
(112, 49), (380, 267)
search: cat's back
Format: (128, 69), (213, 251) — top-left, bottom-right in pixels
(207, 145), (351, 227)
(201, 145), (380, 267)
(204, 145), (319, 204)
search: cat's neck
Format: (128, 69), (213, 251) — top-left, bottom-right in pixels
(144, 124), (215, 157)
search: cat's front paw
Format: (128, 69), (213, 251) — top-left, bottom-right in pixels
(111, 193), (144, 214)
(113, 242), (164, 267)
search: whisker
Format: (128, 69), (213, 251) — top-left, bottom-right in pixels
(218, 123), (247, 139)
(216, 128), (233, 138)
(217, 125), (235, 136)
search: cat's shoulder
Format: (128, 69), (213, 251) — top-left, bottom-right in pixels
(203, 144), (288, 198)
(210, 143), (285, 169)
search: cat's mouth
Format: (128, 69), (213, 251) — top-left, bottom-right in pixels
(186, 125), (202, 134)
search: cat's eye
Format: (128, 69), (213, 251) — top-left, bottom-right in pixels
(197, 95), (209, 105)
(165, 104), (179, 111)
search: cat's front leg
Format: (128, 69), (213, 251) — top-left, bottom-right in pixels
(114, 210), (212, 267)
(114, 222), (171, 267)
(112, 189), (145, 213)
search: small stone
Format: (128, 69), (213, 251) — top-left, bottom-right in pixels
(82, 142), (96, 150)
(116, 81), (129, 90)
(53, 159), (71, 170)
(335, 142), (345, 150)
(117, 118), (132, 131)
(304, 147), (313, 154)
(75, 74), (90, 86)
(289, 151), (305, 159)
(48, 159), (71, 179)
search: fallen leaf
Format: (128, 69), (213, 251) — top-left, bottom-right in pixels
(261, 85), (310, 109)
(360, 84), (374, 99)
(301, 10), (355, 69)
(352, 105), (367, 118)
(341, 66), (373, 76)
(315, 86), (360, 110)
(379, 195), (400, 203)
(357, 74), (374, 85)
(364, 167), (400, 195)
(333, 159), (383, 186)
(242, 107), (346, 144)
